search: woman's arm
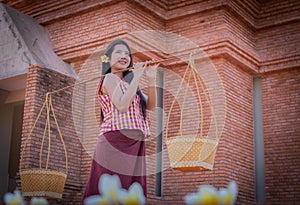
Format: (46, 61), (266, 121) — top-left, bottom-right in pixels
(144, 63), (159, 110)
(103, 65), (144, 113)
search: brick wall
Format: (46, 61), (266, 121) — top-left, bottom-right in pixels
(3, 0), (299, 204)
(262, 68), (300, 204)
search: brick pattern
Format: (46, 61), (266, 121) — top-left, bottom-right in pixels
(2, 0), (298, 204)
(262, 68), (300, 204)
(256, 21), (300, 72)
(166, 7), (259, 73)
(216, 58), (255, 204)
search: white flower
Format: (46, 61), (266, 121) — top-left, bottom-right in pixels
(184, 181), (239, 205)
(198, 185), (219, 205)
(99, 174), (122, 204)
(118, 182), (146, 205)
(30, 197), (48, 205)
(184, 185), (219, 205)
(84, 195), (110, 205)
(84, 174), (146, 205)
(4, 190), (24, 205)
(101, 55), (110, 63)
(218, 181), (238, 205)
(184, 192), (202, 205)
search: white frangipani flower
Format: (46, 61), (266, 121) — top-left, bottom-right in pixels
(4, 190), (24, 205)
(101, 55), (110, 63)
(218, 181), (238, 205)
(197, 185), (219, 205)
(184, 192), (202, 205)
(184, 185), (219, 205)
(184, 181), (239, 205)
(98, 174), (122, 204)
(118, 182), (146, 205)
(30, 197), (48, 205)
(84, 195), (110, 205)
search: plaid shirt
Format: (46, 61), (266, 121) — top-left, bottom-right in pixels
(98, 77), (150, 136)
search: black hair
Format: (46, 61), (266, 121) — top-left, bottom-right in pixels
(101, 39), (147, 119)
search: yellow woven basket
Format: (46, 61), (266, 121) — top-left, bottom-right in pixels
(165, 136), (219, 171)
(20, 93), (68, 199)
(20, 168), (67, 199)
(165, 54), (219, 172)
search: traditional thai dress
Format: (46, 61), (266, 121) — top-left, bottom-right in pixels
(83, 75), (150, 200)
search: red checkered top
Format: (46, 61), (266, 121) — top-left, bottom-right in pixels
(97, 76), (150, 136)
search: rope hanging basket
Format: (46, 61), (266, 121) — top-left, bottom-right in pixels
(165, 54), (220, 172)
(20, 93), (68, 199)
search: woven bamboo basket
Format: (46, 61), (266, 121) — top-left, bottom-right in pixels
(20, 93), (68, 199)
(165, 136), (218, 171)
(165, 54), (219, 171)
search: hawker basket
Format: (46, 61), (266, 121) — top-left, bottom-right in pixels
(20, 93), (68, 199)
(165, 54), (220, 172)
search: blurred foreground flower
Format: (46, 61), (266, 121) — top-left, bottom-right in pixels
(30, 197), (49, 205)
(184, 181), (238, 205)
(185, 185), (219, 205)
(118, 182), (146, 205)
(4, 190), (24, 205)
(4, 190), (49, 205)
(218, 181), (238, 205)
(85, 173), (121, 205)
(100, 174), (123, 204)
(84, 195), (110, 205)
(84, 174), (146, 205)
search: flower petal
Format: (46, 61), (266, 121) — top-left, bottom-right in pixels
(218, 188), (233, 205)
(129, 182), (145, 200)
(117, 183), (146, 205)
(4, 190), (24, 205)
(99, 174), (121, 195)
(198, 185), (218, 194)
(30, 197), (48, 205)
(84, 195), (110, 205)
(228, 181), (238, 200)
(98, 174), (122, 204)
(198, 185), (219, 205)
(184, 192), (201, 205)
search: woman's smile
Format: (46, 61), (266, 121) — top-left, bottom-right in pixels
(118, 59), (128, 65)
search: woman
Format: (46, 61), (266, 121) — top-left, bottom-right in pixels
(83, 39), (158, 199)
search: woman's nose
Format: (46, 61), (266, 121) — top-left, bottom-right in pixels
(121, 52), (128, 58)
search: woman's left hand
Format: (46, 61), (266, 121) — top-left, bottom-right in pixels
(144, 60), (159, 81)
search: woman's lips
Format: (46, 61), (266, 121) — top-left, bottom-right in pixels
(118, 60), (127, 65)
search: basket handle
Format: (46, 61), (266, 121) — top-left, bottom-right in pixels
(165, 55), (192, 139)
(165, 53), (219, 139)
(48, 94), (68, 174)
(179, 62), (193, 136)
(190, 58), (204, 137)
(190, 60), (219, 138)
(20, 98), (47, 170)
(20, 93), (68, 174)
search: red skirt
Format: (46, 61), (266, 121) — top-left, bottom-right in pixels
(83, 130), (147, 201)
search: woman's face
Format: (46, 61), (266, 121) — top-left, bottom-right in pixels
(110, 44), (131, 70)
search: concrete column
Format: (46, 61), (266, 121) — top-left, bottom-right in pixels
(155, 68), (164, 196)
(253, 76), (265, 203)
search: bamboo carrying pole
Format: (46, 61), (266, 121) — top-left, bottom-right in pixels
(46, 57), (169, 95)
